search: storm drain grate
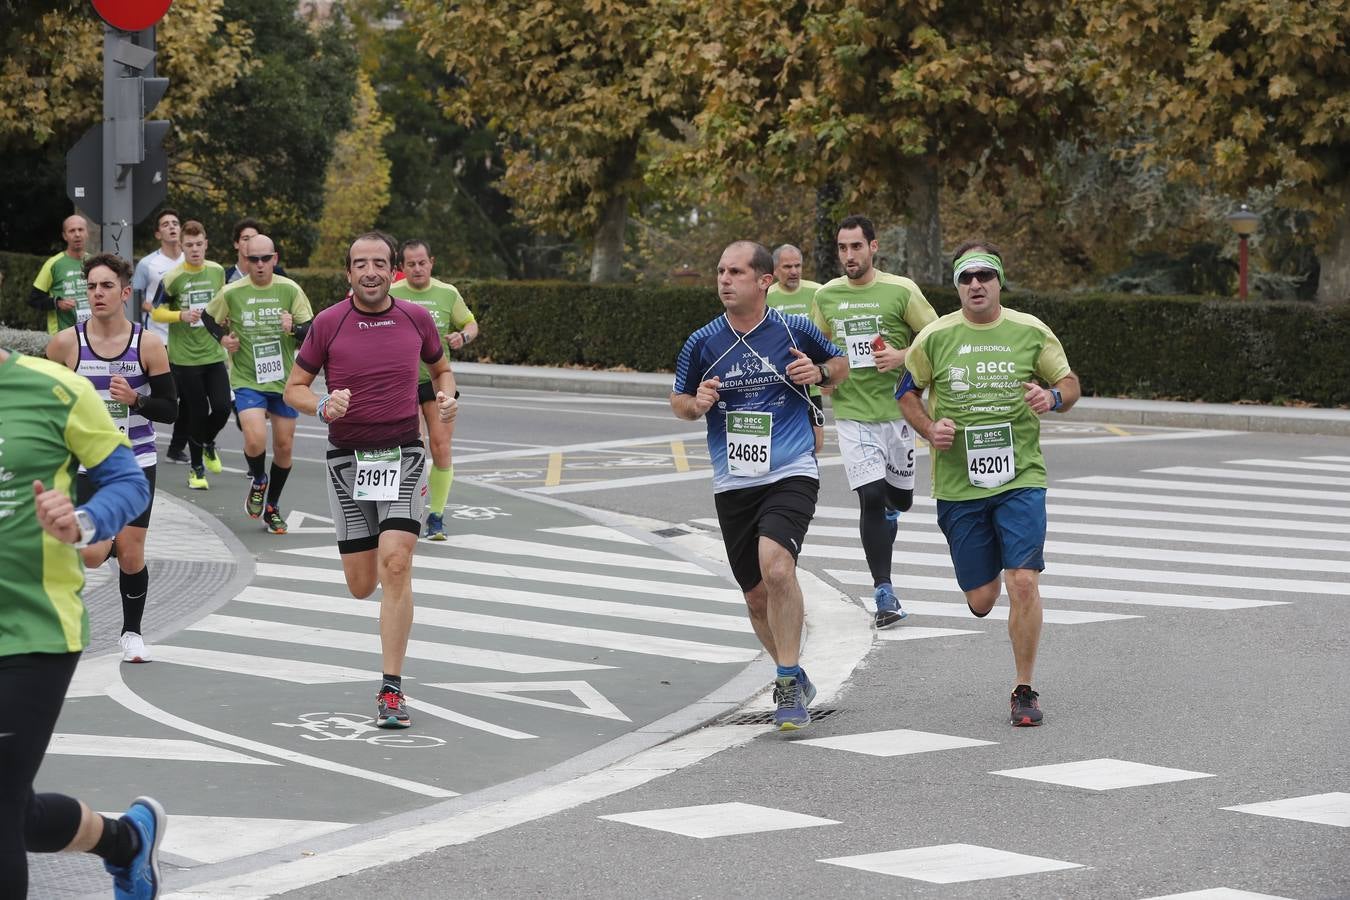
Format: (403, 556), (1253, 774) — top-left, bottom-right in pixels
(718, 707), (840, 726)
(652, 526), (692, 537)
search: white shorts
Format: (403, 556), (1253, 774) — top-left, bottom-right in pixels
(836, 419), (916, 491)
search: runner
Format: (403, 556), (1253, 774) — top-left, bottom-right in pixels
(767, 243), (824, 454)
(284, 232), (456, 729)
(0, 343), (164, 899)
(811, 214), (938, 629)
(388, 238), (477, 540)
(46, 254), (177, 664)
(203, 233), (313, 534)
(897, 240), (1080, 726)
(29, 214), (89, 335)
(152, 221), (230, 490)
(671, 240), (847, 731)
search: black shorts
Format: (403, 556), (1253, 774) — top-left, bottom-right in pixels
(77, 464), (155, 530)
(713, 475), (818, 592)
(416, 382), (462, 405)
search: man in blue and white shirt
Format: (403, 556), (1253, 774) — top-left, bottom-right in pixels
(671, 240), (848, 731)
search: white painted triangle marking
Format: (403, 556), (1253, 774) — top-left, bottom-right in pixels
(425, 681), (630, 721)
(282, 508), (336, 534)
(52, 733), (277, 765)
(153, 645), (376, 684)
(541, 525), (647, 545)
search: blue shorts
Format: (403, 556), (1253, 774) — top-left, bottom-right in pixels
(234, 387), (299, 419)
(936, 487), (1047, 592)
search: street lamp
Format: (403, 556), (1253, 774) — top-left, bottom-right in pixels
(1226, 204), (1260, 300)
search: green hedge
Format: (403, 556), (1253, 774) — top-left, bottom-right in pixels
(5, 252), (1347, 406)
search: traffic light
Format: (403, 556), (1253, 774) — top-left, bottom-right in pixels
(108, 38), (168, 167)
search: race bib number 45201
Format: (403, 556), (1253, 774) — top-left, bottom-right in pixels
(964, 422), (1015, 489)
(726, 411), (772, 477)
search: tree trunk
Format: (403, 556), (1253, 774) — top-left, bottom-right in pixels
(814, 180), (842, 283)
(902, 157), (943, 285)
(1315, 206), (1350, 304)
(589, 190), (627, 283)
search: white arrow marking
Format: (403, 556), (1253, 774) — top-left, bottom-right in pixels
(424, 681), (630, 722)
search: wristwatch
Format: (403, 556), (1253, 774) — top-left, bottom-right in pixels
(73, 508), (97, 548)
(817, 364), (831, 387)
(1050, 388), (1064, 412)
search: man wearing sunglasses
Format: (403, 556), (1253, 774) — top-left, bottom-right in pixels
(204, 234), (313, 535)
(811, 215), (938, 630)
(897, 241), (1080, 727)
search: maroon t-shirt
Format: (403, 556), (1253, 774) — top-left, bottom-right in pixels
(295, 297), (444, 450)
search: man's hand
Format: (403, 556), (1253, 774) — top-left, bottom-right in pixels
(786, 348), (818, 385)
(1022, 381), (1053, 415)
(182, 307), (203, 324)
(927, 418), (957, 450)
(323, 388), (352, 421)
(221, 332), (240, 353)
(692, 377), (721, 416)
(448, 331), (466, 350)
(141, 299), (154, 313)
(873, 341), (907, 373)
(107, 375), (138, 405)
(281, 311), (294, 334)
(56, 298), (77, 311)
(436, 391), (458, 423)
(33, 481), (79, 543)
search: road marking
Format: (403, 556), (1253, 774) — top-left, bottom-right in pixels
(545, 452), (562, 486)
(454, 430), (705, 464)
(433, 534), (709, 574)
(153, 645), (377, 683)
(795, 729), (996, 757)
(1151, 465), (1350, 488)
(1068, 475), (1350, 506)
(671, 440), (689, 472)
(51, 734), (277, 765)
(1227, 457), (1350, 473)
(1222, 792), (1350, 827)
(148, 815), (351, 866)
(991, 758), (1214, 790)
(424, 681), (630, 721)
(253, 565), (753, 632)
(540, 525), (647, 545)
(868, 598), (1138, 625)
(827, 571), (1284, 611)
(280, 545), (746, 604)
(598, 802), (839, 838)
(875, 626), (982, 641)
(188, 614), (615, 674)
(820, 843), (1081, 883)
(1103, 424), (1130, 436)
(400, 693), (536, 740)
(233, 587), (759, 664)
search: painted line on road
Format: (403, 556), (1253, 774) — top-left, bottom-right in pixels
(545, 452), (562, 486)
(151, 645), (378, 684)
(671, 440), (689, 472)
(540, 525), (648, 545)
(453, 430), (706, 464)
(1227, 457), (1350, 474)
(1068, 475), (1350, 506)
(1151, 465), (1350, 488)
(863, 598), (1139, 625)
(434, 533), (710, 575)
(50, 734), (278, 766)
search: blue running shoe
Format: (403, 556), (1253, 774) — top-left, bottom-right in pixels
(797, 668), (817, 707)
(772, 676), (810, 731)
(873, 585), (908, 630)
(105, 796), (165, 900)
(424, 511), (447, 541)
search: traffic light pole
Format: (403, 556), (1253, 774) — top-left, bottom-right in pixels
(101, 24), (134, 263)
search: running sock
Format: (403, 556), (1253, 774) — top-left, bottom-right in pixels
(119, 566), (148, 635)
(875, 579), (893, 594)
(428, 465), (453, 515)
(776, 664), (803, 680)
(91, 814), (140, 867)
(246, 451), (266, 481)
(188, 439), (204, 469)
(266, 463), (291, 507)
(382, 673), (402, 693)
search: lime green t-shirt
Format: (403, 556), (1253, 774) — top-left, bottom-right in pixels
(33, 252), (89, 334)
(159, 261), (228, 366)
(0, 353), (130, 655)
(388, 277), (475, 383)
(204, 275), (314, 392)
(811, 271), (938, 422)
(768, 280), (823, 397)
(904, 307), (1072, 502)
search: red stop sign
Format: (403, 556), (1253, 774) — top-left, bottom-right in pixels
(92, 0), (173, 31)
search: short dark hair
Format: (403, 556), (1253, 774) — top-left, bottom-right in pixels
(837, 215), (876, 243)
(347, 231), (398, 269)
(952, 240), (1003, 266)
(83, 253), (134, 286)
(724, 240), (774, 279)
(182, 220), (206, 238)
(399, 238), (432, 262)
(232, 217), (262, 243)
(155, 208), (180, 229)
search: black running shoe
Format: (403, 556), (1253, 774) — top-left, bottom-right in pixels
(165, 447), (189, 464)
(1010, 684), (1043, 727)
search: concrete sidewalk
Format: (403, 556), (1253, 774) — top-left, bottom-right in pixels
(453, 360), (1350, 437)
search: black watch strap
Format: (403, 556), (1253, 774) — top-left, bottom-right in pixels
(817, 364), (830, 386)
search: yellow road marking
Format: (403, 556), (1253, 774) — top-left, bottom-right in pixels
(545, 452), (562, 486)
(1104, 424), (1131, 436)
(671, 441), (690, 472)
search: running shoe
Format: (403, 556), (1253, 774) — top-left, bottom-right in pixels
(187, 467), (209, 490)
(263, 505), (287, 535)
(797, 668), (817, 708)
(245, 476), (268, 518)
(424, 511), (447, 541)
(119, 632), (150, 663)
(873, 585), (908, 630)
(1010, 684), (1043, 727)
(165, 447), (188, 465)
(772, 676), (810, 731)
(377, 689), (412, 728)
(104, 795), (165, 900)
(202, 444), (222, 473)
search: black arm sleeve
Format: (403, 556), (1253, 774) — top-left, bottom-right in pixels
(134, 371), (178, 423)
(28, 287), (54, 311)
(201, 312), (226, 341)
(291, 320), (311, 345)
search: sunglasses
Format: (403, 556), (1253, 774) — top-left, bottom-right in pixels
(246, 254), (275, 263)
(957, 269), (998, 286)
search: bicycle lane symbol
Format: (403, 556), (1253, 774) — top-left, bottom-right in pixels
(274, 711), (446, 749)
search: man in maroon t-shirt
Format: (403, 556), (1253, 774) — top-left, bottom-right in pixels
(285, 231), (458, 729)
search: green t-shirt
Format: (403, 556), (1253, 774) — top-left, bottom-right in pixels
(811, 271), (938, 422)
(388, 277), (475, 383)
(0, 353), (130, 655)
(33, 252), (88, 334)
(204, 275), (314, 392)
(768, 280), (823, 397)
(905, 308), (1072, 502)
(160, 261), (228, 366)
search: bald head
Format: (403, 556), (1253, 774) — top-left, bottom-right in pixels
(772, 244), (804, 291)
(62, 214), (88, 256)
(244, 234), (278, 286)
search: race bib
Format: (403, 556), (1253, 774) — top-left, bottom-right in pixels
(354, 447), (402, 501)
(964, 422), (1015, 489)
(76, 297), (92, 324)
(187, 289), (212, 328)
(726, 411), (772, 477)
(842, 317), (880, 369)
(253, 339), (284, 384)
(104, 399), (129, 434)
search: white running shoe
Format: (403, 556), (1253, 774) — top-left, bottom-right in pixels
(119, 631), (150, 663)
